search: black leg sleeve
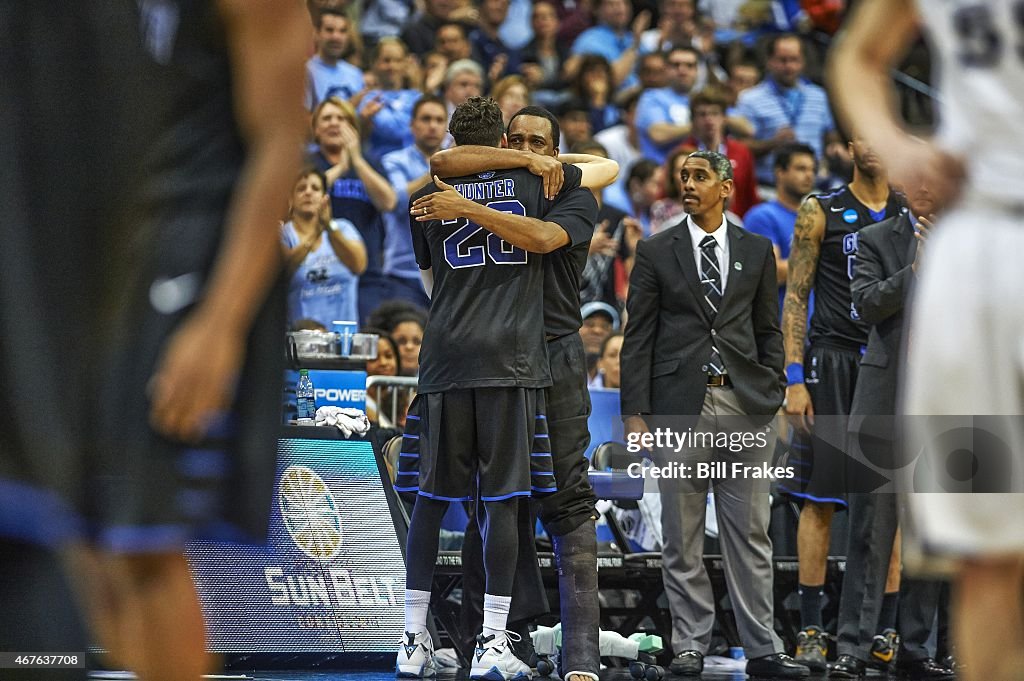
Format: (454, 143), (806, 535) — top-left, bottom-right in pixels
(480, 498), (519, 597)
(406, 496), (449, 591)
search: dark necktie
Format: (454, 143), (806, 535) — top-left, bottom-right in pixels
(699, 234), (725, 376)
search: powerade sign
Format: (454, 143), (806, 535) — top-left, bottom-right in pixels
(285, 369), (367, 411)
(185, 437), (405, 653)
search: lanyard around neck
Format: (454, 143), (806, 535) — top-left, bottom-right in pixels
(770, 78), (804, 127)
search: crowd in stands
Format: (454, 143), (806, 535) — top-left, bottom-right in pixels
(284, 0), (854, 419)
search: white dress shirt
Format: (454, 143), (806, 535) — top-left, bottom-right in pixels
(686, 213), (731, 292)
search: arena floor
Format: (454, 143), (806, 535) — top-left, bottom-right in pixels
(249, 673), (774, 680)
(87, 668), (947, 680)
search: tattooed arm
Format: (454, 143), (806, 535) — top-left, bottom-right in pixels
(781, 196), (825, 432)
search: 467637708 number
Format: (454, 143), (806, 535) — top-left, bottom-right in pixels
(0, 653), (84, 668)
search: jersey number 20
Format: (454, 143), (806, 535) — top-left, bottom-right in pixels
(443, 200), (528, 268)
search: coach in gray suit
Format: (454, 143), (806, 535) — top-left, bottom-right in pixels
(621, 151), (806, 680)
(834, 184), (954, 680)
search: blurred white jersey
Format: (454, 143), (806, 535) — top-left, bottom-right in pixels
(904, 1), (1024, 565)
(917, 0), (1024, 203)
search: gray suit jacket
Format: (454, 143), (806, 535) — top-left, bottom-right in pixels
(620, 218), (785, 424)
(849, 213), (916, 418)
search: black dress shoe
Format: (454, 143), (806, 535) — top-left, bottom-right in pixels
(894, 657), (955, 679)
(669, 650), (703, 675)
(746, 653), (810, 679)
(830, 654), (866, 679)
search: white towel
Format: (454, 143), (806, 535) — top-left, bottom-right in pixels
(313, 406), (371, 437)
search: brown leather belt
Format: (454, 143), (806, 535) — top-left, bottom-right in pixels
(707, 374), (731, 387)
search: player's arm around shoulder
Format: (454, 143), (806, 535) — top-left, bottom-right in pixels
(430, 147), (565, 199)
(557, 153), (620, 189)
(410, 175), (574, 254)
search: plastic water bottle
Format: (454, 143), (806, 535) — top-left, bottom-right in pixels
(296, 369), (317, 421)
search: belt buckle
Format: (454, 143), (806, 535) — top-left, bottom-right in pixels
(707, 374), (729, 387)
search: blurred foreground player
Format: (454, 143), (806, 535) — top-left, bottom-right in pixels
(0, 3), (149, 678)
(0, 1), (308, 680)
(425, 105), (615, 681)
(88, 2), (306, 680)
(82, 1), (307, 679)
(395, 97), (584, 680)
(830, 1), (1024, 680)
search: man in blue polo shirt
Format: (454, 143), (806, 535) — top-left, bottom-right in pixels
(635, 46), (700, 164)
(736, 34), (834, 184)
(743, 142), (817, 315)
(380, 95), (449, 308)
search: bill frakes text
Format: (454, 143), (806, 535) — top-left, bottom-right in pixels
(626, 427), (770, 453)
(627, 461), (795, 480)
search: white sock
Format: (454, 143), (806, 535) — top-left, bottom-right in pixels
(482, 593), (512, 638)
(405, 588), (431, 634)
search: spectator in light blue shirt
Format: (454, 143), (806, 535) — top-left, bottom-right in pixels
(735, 34), (835, 184)
(567, 0), (645, 89)
(305, 9), (365, 111)
(743, 142), (817, 315)
(358, 38), (423, 166)
(281, 167), (368, 328)
(379, 96), (449, 308)
(635, 46), (700, 164)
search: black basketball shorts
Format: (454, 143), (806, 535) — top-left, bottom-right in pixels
(778, 343), (863, 506)
(395, 387), (557, 501)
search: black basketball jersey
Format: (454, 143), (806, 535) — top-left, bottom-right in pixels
(410, 164), (582, 392)
(808, 185), (905, 347)
(541, 187), (599, 338)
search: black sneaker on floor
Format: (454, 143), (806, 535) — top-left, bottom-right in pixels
(894, 657), (955, 680)
(669, 650), (703, 676)
(746, 653), (810, 679)
(830, 654), (866, 679)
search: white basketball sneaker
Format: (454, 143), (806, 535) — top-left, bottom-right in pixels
(470, 631), (533, 681)
(396, 630), (437, 678)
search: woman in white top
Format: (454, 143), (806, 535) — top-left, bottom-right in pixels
(281, 167), (367, 328)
